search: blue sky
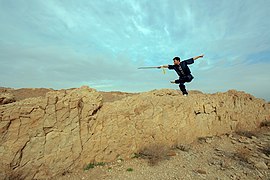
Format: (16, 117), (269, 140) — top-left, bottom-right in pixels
(0, 0), (270, 100)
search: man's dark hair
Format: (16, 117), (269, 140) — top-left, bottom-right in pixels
(173, 57), (180, 61)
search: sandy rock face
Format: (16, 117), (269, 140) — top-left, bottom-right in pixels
(0, 86), (102, 179)
(0, 87), (269, 179)
(84, 89), (269, 163)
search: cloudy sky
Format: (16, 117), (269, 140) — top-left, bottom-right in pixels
(0, 0), (270, 100)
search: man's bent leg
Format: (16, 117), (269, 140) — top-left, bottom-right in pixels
(179, 83), (188, 95)
(174, 78), (188, 95)
(174, 79), (181, 84)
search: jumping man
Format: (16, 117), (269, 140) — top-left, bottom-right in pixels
(158, 54), (204, 96)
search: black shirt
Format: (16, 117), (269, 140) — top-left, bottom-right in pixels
(168, 58), (194, 77)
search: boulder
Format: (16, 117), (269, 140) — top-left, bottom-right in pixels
(0, 93), (16, 105)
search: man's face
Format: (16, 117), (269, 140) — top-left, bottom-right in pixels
(173, 60), (180, 65)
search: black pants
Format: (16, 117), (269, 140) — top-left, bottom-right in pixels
(175, 74), (194, 95)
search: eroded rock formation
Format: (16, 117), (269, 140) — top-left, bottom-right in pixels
(0, 86), (269, 179)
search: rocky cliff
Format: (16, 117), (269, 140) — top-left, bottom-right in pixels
(0, 86), (269, 179)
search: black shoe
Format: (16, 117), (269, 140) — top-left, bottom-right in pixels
(182, 91), (188, 96)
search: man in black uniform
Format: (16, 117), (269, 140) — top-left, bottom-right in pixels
(159, 54), (204, 96)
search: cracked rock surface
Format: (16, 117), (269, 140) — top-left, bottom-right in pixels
(0, 86), (269, 179)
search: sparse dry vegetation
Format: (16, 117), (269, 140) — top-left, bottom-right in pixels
(260, 120), (270, 127)
(234, 147), (251, 164)
(175, 144), (191, 152)
(84, 162), (106, 171)
(6, 172), (24, 180)
(259, 145), (270, 157)
(126, 168), (133, 172)
(136, 144), (171, 166)
(235, 131), (256, 138)
(197, 137), (207, 143)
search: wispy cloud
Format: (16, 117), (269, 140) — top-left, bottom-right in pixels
(0, 0), (269, 100)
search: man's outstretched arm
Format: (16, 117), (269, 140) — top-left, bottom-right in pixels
(193, 54), (204, 60)
(158, 65), (169, 68)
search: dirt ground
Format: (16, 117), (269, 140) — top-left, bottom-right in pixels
(53, 127), (270, 180)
